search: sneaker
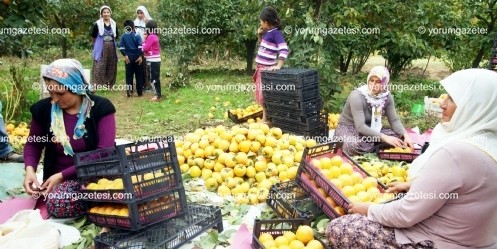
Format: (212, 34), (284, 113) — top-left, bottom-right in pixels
(0, 152), (24, 163)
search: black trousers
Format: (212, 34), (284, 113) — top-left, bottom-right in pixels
(125, 54), (144, 96)
(150, 61), (161, 98)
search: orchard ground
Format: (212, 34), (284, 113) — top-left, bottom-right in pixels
(0, 52), (449, 141)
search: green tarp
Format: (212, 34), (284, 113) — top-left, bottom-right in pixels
(0, 162), (27, 200)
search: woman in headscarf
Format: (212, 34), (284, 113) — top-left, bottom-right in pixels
(23, 59), (116, 218)
(333, 66), (413, 155)
(91, 5), (118, 88)
(134, 6), (152, 91)
(326, 68), (497, 248)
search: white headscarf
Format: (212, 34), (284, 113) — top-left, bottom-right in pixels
(134, 6), (152, 40)
(96, 5), (116, 37)
(357, 66), (391, 132)
(408, 68), (497, 181)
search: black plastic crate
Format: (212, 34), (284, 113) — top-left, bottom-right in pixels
(265, 97), (322, 119)
(251, 219), (331, 249)
(267, 180), (323, 220)
(227, 109), (263, 123)
(87, 186), (187, 231)
(94, 204), (223, 249)
(78, 164), (182, 202)
(75, 137), (178, 178)
(260, 68), (319, 89)
(270, 113), (328, 132)
(263, 83), (320, 103)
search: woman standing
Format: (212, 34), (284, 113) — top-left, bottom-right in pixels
(91, 5), (118, 88)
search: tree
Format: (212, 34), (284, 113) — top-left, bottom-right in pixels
(463, 0), (497, 68)
(0, 0), (47, 56)
(44, 0), (134, 58)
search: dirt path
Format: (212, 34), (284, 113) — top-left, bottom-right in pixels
(362, 55), (452, 80)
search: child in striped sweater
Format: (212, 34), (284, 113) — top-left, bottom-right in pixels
(254, 6), (289, 123)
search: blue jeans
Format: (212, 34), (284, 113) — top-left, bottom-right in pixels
(0, 101), (14, 157)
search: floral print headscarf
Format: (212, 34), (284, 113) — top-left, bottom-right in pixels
(42, 59), (94, 156)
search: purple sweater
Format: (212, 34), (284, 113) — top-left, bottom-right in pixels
(255, 28), (289, 66)
(24, 112), (116, 180)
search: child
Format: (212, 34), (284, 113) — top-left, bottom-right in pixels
(254, 6), (289, 123)
(118, 20), (144, 97)
(142, 20), (162, 101)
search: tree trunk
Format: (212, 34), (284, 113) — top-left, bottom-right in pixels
(53, 13), (68, 58)
(313, 0), (323, 19)
(245, 39), (257, 75)
(61, 37), (67, 58)
(472, 46), (485, 68)
(473, 17), (496, 68)
(339, 50), (353, 73)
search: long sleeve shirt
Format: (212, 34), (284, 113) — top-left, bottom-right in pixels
(255, 28), (289, 66)
(368, 142), (497, 249)
(24, 113), (116, 180)
(339, 90), (406, 139)
(118, 32), (143, 57)
(142, 33), (161, 62)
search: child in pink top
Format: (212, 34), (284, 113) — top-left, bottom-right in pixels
(142, 20), (162, 101)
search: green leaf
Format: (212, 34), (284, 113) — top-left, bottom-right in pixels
(75, 238), (87, 249)
(315, 218), (330, 233)
(73, 217), (87, 229)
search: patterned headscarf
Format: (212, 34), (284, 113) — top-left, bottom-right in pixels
(96, 5), (116, 37)
(42, 59), (94, 156)
(357, 66), (391, 132)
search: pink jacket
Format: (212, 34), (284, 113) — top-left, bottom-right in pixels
(142, 33), (161, 60)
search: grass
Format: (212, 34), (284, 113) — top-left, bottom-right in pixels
(0, 51), (255, 140)
(0, 50), (443, 140)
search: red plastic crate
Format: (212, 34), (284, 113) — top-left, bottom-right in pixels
(376, 144), (421, 162)
(296, 142), (386, 214)
(86, 186), (187, 231)
(78, 166), (182, 202)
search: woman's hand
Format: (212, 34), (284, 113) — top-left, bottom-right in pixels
(40, 173), (64, 195)
(403, 134), (414, 150)
(347, 202), (371, 215)
(124, 55), (130, 64)
(386, 182), (410, 193)
(381, 134), (404, 148)
(23, 166), (42, 195)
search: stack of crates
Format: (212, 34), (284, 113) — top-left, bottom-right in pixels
(75, 137), (223, 248)
(261, 68), (328, 139)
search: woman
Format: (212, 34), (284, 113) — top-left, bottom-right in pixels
(334, 66), (413, 155)
(327, 69), (497, 249)
(134, 6), (152, 91)
(91, 5), (118, 88)
(23, 59), (116, 218)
